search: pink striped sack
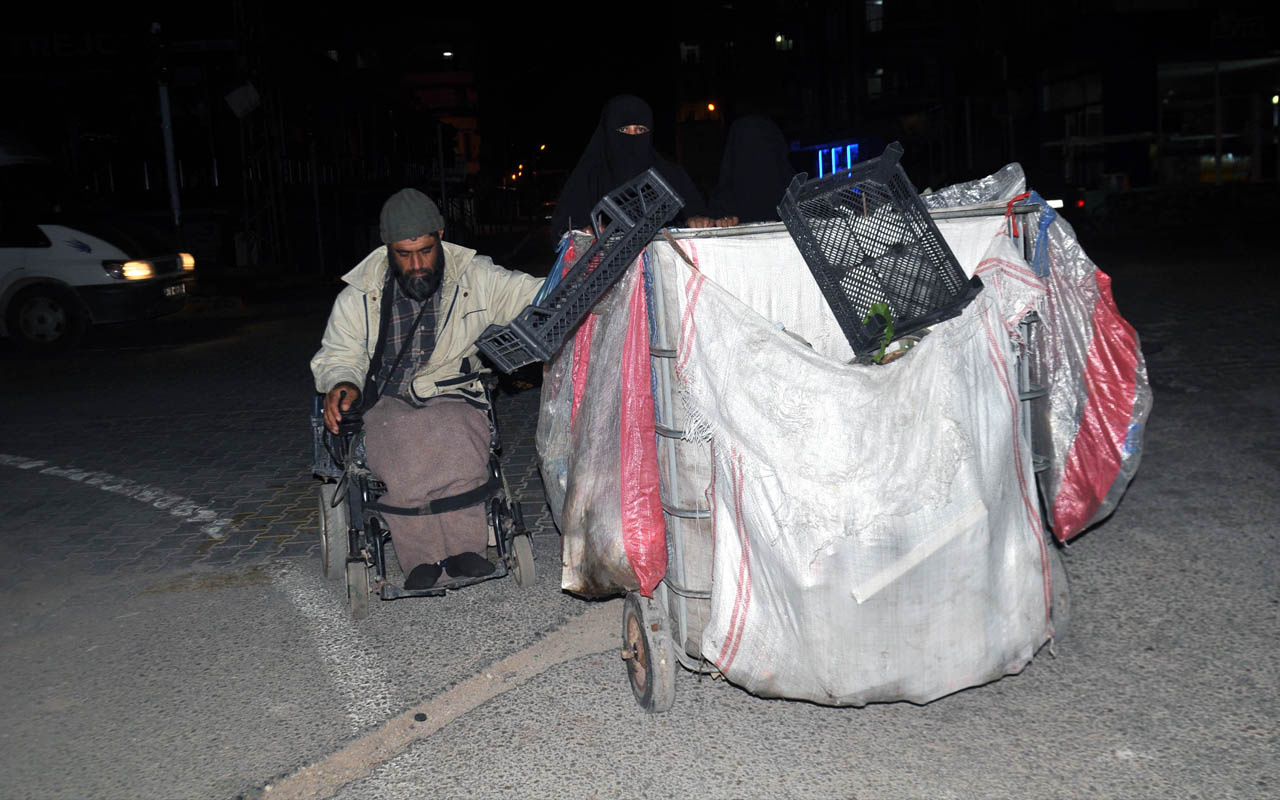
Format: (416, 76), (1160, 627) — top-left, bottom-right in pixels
(539, 252), (667, 598)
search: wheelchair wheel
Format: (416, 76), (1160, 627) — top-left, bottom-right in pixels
(621, 592), (676, 713)
(511, 533), (535, 588)
(318, 483), (348, 580)
(346, 559), (370, 620)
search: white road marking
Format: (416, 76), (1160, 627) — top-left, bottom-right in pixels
(261, 599), (622, 800)
(0, 453), (234, 536)
(273, 564), (395, 733)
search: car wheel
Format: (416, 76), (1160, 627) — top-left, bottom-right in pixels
(6, 285), (86, 352)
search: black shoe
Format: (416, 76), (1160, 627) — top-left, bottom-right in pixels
(442, 551), (496, 578)
(404, 562), (443, 590)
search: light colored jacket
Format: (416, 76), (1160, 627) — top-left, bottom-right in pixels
(310, 241), (544, 404)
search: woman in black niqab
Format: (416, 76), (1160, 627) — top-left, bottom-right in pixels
(551, 94), (710, 239)
(709, 115), (796, 224)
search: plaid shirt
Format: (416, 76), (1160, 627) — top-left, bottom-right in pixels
(374, 276), (439, 407)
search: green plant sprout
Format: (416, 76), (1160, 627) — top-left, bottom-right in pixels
(863, 302), (895, 364)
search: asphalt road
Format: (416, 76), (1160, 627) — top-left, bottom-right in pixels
(0, 232), (1275, 800)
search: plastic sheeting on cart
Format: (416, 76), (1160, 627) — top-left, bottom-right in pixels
(535, 164), (1148, 704)
(537, 238), (667, 598)
(924, 165), (1152, 541)
(664, 230), (1050, 705)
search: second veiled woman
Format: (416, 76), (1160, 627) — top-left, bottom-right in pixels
(709, 115), (796, 225)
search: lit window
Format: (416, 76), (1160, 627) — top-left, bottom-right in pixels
(866, 0), (884, 33)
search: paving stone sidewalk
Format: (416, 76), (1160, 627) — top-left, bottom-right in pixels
(0, 386), (551, 576)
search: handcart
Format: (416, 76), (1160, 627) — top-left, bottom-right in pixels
(627, 201), (1066, 712)
(527, 153), (1147, 712)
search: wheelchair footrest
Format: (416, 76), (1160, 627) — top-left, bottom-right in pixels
(380, 582), (447, 599)
(376, 563), (509, 600)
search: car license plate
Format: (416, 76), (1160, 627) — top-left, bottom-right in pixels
(164, 283), (186, 298)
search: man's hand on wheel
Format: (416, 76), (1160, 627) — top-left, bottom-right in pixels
(324, 383), (361, 434)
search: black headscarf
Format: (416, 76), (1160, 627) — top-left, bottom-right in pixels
(709, 115), (795, 224)
(551, 94), (707, 238)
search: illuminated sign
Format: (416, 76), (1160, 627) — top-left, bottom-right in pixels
(817, 142), (859, 178)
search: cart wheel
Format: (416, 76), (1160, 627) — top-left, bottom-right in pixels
(346, 559), (370, 620)
(318, 483), (348, 579)
(511, 533), (535, 588)
(621, 592), (676, 713)
(1047, 544), (1071, 640)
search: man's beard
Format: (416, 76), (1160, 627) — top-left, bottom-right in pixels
(393, 252), (443, 302)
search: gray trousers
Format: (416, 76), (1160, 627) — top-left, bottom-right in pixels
(362, 395), (491, 570)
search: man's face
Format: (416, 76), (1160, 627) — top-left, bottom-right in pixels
(390, 232), (443, 301)
(391, 232), (442, 277)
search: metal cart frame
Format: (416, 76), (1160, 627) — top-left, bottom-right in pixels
(622, 201), (1067, 712)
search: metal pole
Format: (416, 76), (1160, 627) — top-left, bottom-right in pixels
(437, 120), (447, 227)
(1251, 92), (1262, 183)
(1003, 55), (1015, 163)
(311, 138), (325, 273)
(964, 95), (973, 170)
(152, 24), (182, 230)
(1214, 61), (1223, 186)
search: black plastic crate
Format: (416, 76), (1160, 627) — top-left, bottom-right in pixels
(476, 168), (684, 373)
(777, 141), (983, 356)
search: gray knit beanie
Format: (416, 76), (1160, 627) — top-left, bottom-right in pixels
(379, 188), (444, 243)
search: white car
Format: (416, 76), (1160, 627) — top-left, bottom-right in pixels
(0, 219), (195, 350)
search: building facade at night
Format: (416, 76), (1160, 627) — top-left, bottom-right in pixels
(1, 1), (1275, 276)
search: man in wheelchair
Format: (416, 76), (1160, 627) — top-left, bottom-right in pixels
(311, 188), (543, 591)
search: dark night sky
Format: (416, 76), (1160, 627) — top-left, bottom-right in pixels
(4, 0), (716, 168)
(7, 1), (1279, 193)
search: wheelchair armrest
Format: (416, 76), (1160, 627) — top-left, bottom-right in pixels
(337, 408), (363, 437)
(312, 392), (365, 476)
(312, 391), (364, 435)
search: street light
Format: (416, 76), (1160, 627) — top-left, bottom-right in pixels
(707, 103), (716, 112)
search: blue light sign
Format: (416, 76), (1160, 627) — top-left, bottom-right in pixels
(817, 142), (859, 178)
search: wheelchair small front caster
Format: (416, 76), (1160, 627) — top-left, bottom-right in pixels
(511, 533), (535, 588)
(346, 559), (370, 620)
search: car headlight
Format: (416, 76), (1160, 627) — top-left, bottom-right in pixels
(180, 252), (195, 271)
(102, 260), (156, 280)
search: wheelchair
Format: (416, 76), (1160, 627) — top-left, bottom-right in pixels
(310, 378), (535, 619)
